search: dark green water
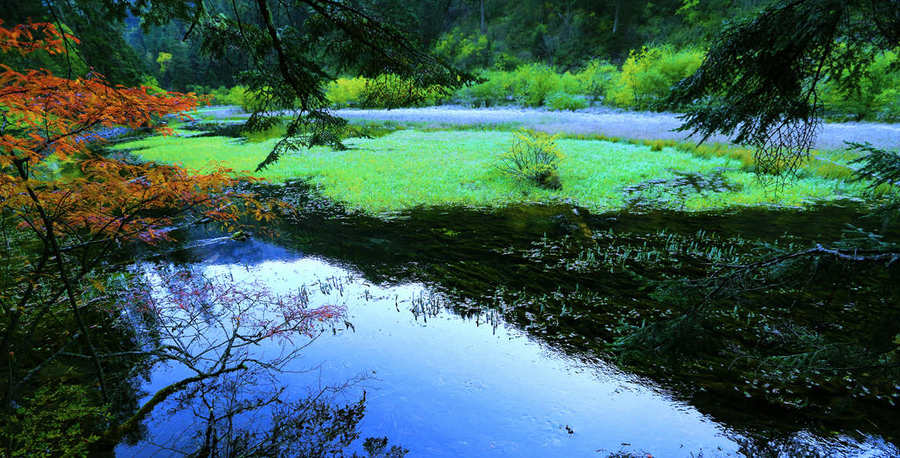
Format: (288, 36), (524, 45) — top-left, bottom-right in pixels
(119, 184), (899, 456)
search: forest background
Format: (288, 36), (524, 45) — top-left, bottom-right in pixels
(5, 0), (898, 121)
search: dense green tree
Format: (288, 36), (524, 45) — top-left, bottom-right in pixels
(669, 0), (900, 176)
(1, 0), (146, 84)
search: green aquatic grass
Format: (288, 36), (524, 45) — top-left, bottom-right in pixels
(113, 130), (869, 214)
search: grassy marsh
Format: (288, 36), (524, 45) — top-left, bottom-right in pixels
(114, 128), (870, 214)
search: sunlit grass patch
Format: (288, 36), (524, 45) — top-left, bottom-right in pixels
(113, 129), (869, 214)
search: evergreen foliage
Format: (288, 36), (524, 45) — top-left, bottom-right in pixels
(669, 0), (900, 177)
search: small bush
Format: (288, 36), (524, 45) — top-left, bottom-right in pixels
(546, 91), (588, 111)
(208, 86), (230, 104)
(574, 59), (620, 100)
(457, 70), (515, 106)
(498, 130), (564, 189)
(514, 63), (562, 107)
(326, 77), (368, 108)
(458, 64), (569, 108)
(492, 52), (524, 71)
(875, 87), (900, 122)
(607, 45), (704, 110)
(210, 85), (266, 112)
(643, 139), (668, 152)
(139, 74), (166, 95)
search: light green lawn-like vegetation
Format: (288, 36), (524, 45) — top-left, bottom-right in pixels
(114, 129), (868, 214)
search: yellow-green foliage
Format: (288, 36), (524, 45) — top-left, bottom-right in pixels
(324, 75), (445, 108)
(461, 63), (582, 107)
(575, 60), (620, 99)
(115, 129), (868, 214)
(139, 75), (167, 96)
(326, 77), (368, 108)
(456, 49), (705, 110)
(607, 45), (704, 110)
(209, 85), (265, 112)
(546, 91), (589, 111)
(156, 51), (173, 73)
(514, 63), (562, 107)
(498, 130), (565, 187)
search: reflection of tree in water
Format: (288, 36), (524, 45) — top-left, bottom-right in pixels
(106, 265), (404, 456)
(242, 190), (899, 452)
(145, 376), (406, 457)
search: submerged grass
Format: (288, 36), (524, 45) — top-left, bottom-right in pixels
(113, 129), (869, 214)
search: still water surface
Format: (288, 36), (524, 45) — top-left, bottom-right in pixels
(116, 229), (894, 457)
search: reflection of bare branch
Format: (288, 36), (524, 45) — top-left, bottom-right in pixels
(98, 265), (345, 447)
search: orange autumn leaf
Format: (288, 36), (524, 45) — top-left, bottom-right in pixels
(1, 21), (269, 247)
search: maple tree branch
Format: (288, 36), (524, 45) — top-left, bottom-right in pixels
(12, 159), (110, 403)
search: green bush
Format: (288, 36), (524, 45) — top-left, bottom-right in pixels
(455, 51), (701, 111)
(209, 85), (266, 112)
(326, 77), (368, 108)
(875, 87), (900, 122)
(546, 91), (588, 111)
(434, 28), (491, 71)
(574, 59), (620, 100)
(492, 52), (524, 71)
(820, 49), (900, 122)
(139, 74), (166, 95)
(458, 70), (514, 106)
(514, 63), (562, 107)
(607, 45), (704, 110)
(459, 64), (571, 107)
(323, 75), (446, 109)
(208, 86), (229, 104)
(498, 130), (564, 189)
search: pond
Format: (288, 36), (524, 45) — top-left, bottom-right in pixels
(115, 189), (899, 457)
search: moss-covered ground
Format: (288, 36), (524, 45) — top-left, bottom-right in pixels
(113, 127), (869, 214)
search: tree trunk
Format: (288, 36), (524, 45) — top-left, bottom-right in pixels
(480, 0), (486, 35)
(612, 0), (621, 35)
(12, 160), (109, 403)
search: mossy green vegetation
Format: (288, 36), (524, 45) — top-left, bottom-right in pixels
(114, 128), (869, 215)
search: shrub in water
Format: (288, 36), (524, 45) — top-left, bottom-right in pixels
(498, 130), (564, 189)
(546, 91), (588, 111)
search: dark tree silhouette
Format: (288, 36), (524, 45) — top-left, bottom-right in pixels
(669, 0), (900, 177)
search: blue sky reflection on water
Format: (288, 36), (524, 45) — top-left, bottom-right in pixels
(116, 237), (892, 457)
